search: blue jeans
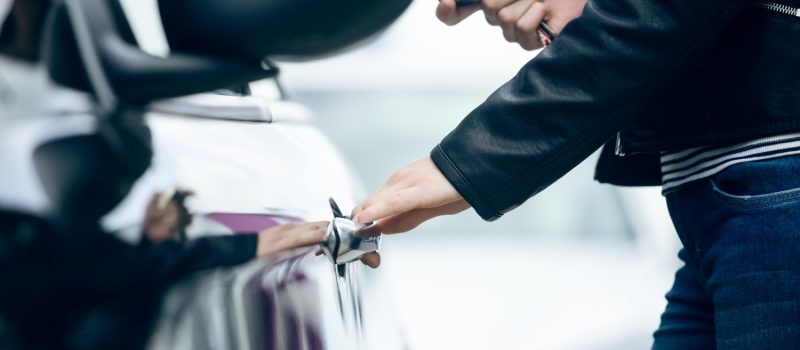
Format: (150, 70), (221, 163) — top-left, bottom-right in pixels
(653, 155), (800, 349)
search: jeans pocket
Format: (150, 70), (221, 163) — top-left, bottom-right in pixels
(710, 155), (800, 208)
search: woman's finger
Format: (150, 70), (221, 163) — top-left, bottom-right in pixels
(436, 0), (481, 26)
(360, 252), (381, 269)
(354, 157), (463, 225)
(378, 200), (471, 234)
(515, 1), (548, 50)
(354, 187), (425, 225)
(482, 0), (518, 25)
(353, 181), (408, 221)
(354, 223), (382, 238)
(497, 0), (535, 43)
(353, 165), (417, 219)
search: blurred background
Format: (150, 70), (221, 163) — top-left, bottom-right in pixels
(279, 1), (682, 349)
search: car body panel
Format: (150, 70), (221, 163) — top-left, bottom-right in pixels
(102, 91), (405, 350)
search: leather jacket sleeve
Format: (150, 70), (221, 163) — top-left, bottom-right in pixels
(431, 0), (753, 221)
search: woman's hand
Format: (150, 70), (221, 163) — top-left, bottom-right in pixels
(436, 0), (588, 50)
(352, 157), (471, 235)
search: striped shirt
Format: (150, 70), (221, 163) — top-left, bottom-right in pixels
(661, 132), (800, 193)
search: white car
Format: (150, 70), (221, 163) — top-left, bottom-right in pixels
(107, 81), (406, 350)
(0, 0), (408, 348)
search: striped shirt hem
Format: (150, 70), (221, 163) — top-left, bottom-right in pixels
(661, 132), (800, 194)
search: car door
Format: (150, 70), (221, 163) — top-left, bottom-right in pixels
(120, 84), (406, 350)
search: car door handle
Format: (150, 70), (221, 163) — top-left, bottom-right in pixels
(320, 198), (381, 265)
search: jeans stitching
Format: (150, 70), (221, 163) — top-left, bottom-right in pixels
(711, 179), (800, 208)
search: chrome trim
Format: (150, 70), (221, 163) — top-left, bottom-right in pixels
(320, 199), (381, 265)
(149, 93), (273, 122)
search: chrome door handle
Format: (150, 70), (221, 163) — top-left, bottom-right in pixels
(320, 198), (381, 265)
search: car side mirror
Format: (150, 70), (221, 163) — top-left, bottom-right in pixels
(45, 0), (274, 110)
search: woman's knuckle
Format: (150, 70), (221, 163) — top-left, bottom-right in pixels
(483, 0), (503, 12)
(497, 8), (515, 24)
(388, 170), (407, 183)
(520, 41), (536, 51)
(386, 193), (403, 207)
(516, 20), (536, 33)
(502, 30), (515, 43)
(483, 12), (499, 26)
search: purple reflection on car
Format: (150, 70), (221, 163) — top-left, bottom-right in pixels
(206, 213), (302, 233)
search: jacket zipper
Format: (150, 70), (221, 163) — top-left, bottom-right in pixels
(756, 1), (800, 17)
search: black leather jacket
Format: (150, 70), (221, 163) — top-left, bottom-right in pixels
(430, 0), (800, 221)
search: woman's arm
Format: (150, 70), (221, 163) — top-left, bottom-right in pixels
(355, 0), (753, 229)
